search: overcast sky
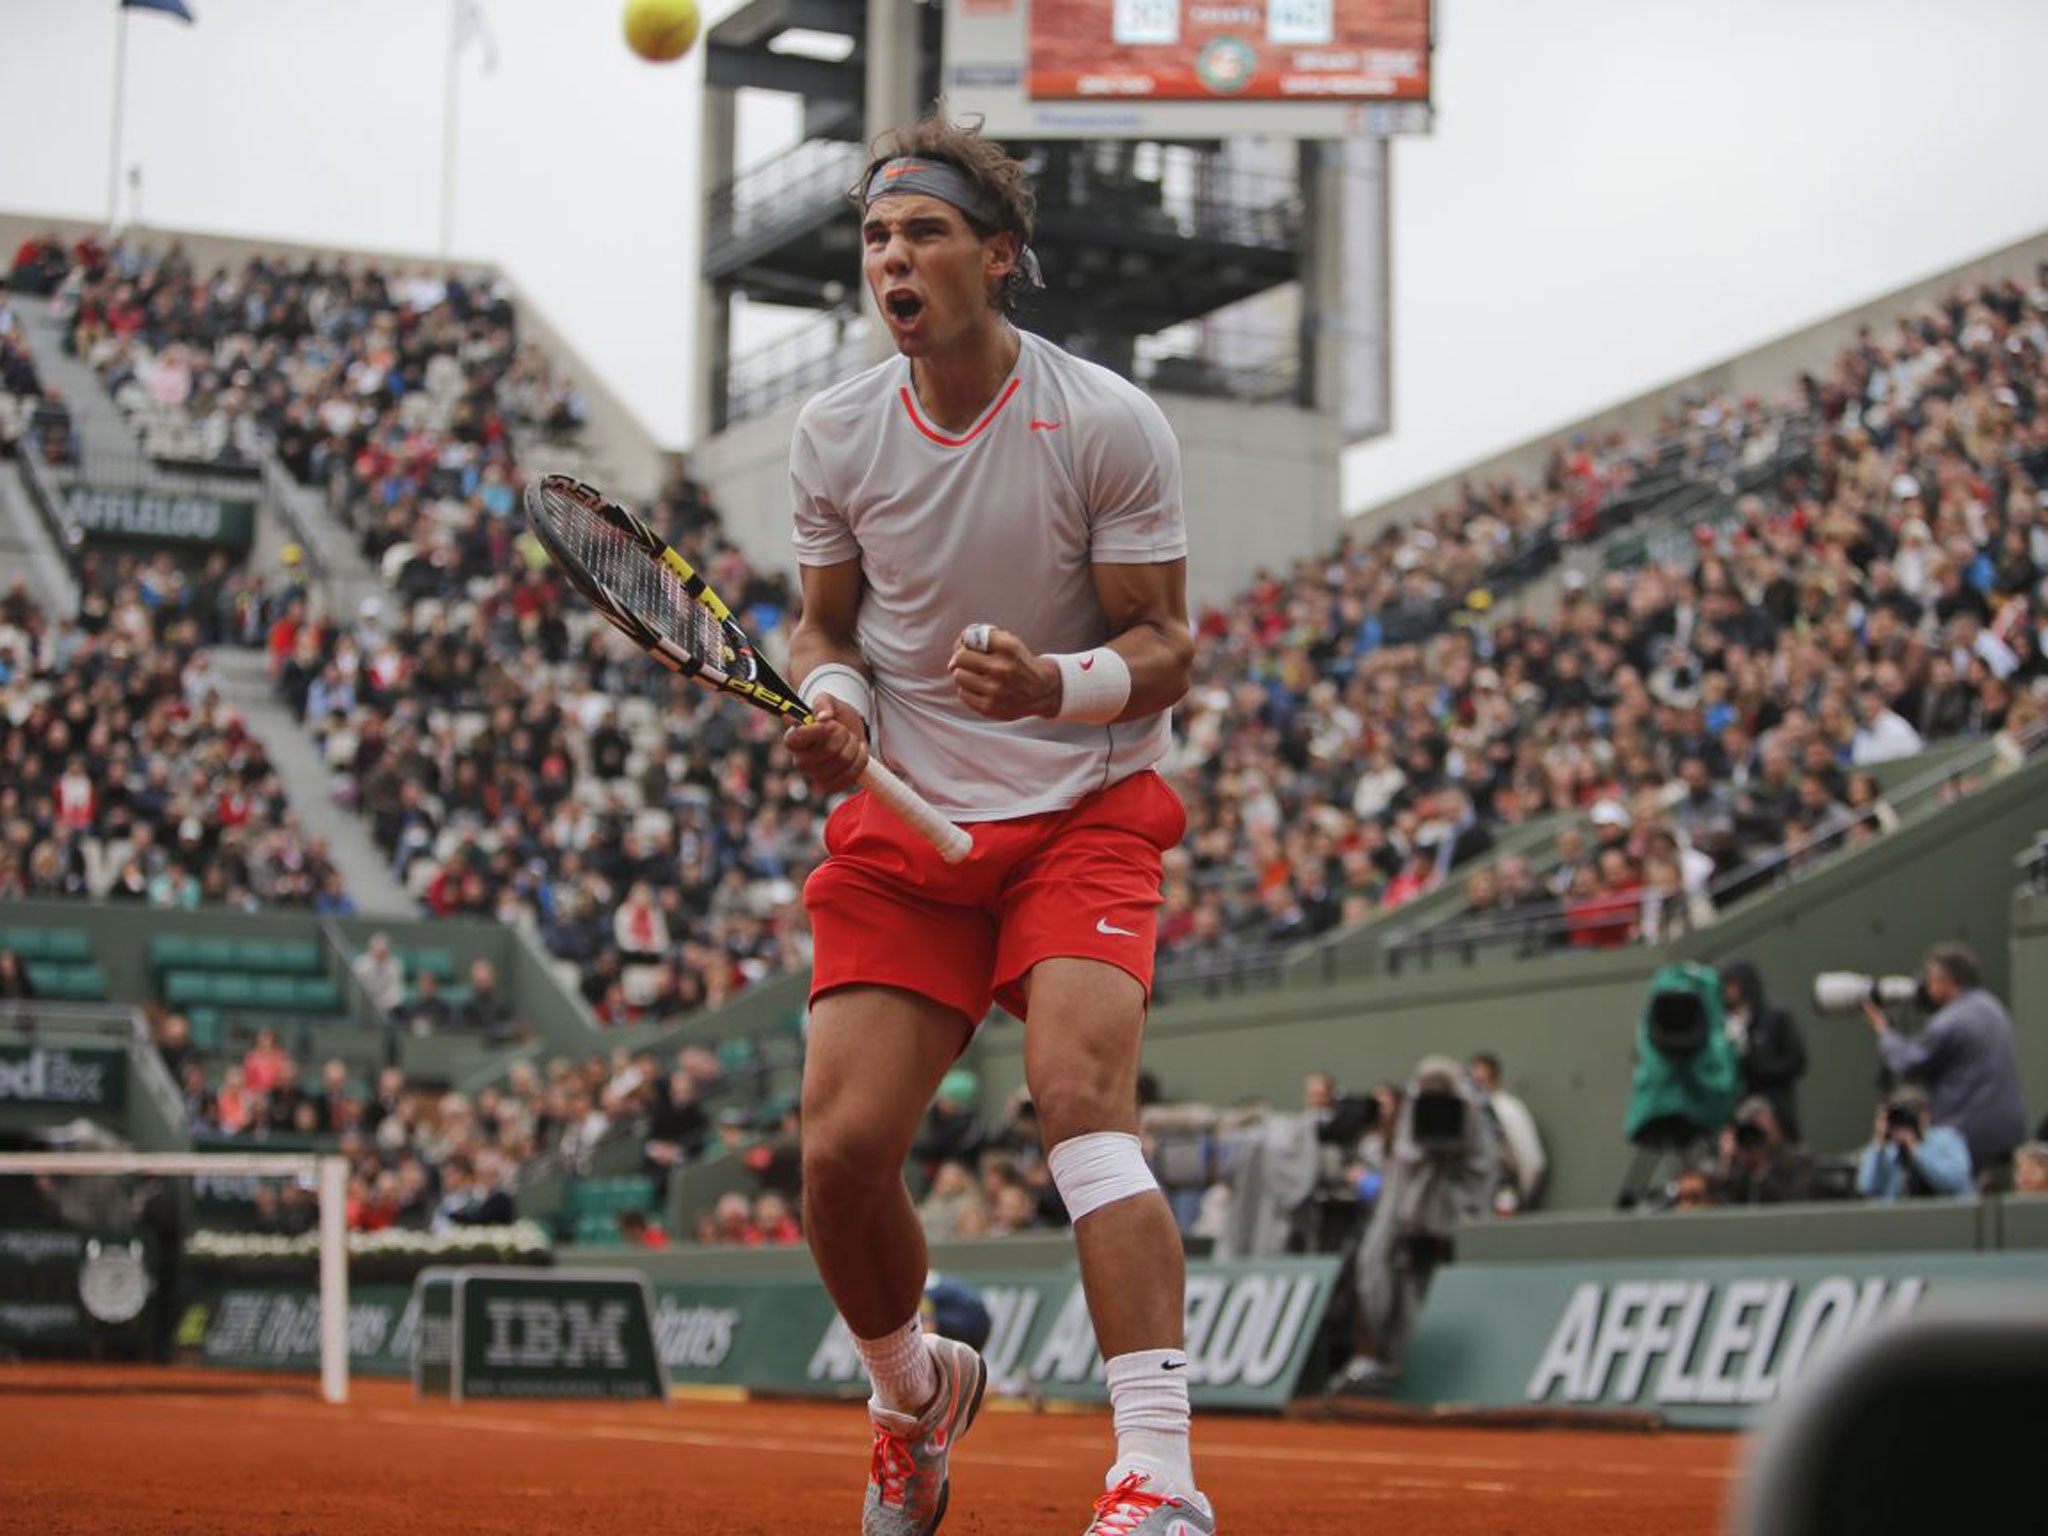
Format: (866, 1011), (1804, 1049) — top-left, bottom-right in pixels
(5, 0), (2048, 514)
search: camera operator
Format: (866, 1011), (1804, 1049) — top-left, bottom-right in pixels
(1719, 960), (1808, 1141)
(1326, 1056), (1495, 1394)
(1863, 943), (2028, 1180)
(1857, 1088), (1973, 1201)
(1710, 1096), (1814, 1205)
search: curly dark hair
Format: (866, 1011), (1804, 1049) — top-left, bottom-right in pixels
(856, 106), (1037, 316)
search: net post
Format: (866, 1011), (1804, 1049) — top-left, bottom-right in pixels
(317, 1154), (349, 1404)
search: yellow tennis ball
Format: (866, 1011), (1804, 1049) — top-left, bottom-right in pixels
(623, 0), (700, 62)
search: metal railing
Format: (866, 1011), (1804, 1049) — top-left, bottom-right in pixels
(0, 1001), (147, 1042)
(1030, 146), (1302, 253)
(1383, 715), (2048, 972)
(1128, 323), (1300, 404)
(705, 140), (867, 271)
(704, 138), (1305, 272)
(722, 308), (871, 429)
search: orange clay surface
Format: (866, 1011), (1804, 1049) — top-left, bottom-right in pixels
(0, 1365), (1741, 1535)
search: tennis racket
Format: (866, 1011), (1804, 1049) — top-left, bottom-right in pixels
(523, 474), (972, 863)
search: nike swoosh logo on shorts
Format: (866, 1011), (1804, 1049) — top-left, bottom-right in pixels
(1096, 918), (1138, 937)
(1031, 419), (1063, 431)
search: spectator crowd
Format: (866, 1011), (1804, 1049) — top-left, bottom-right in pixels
(21, 232), (2048, 1018)
(1163, 270), (2048, 966)
(0, 573), (347, 911)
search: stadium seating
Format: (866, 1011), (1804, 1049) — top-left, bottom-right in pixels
(0, 925), (95, 963)
(22, 963), (110, 1001)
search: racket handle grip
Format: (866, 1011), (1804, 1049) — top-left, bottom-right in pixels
(858, 757), (973, 864)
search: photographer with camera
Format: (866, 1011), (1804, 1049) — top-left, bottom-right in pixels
(1467, 1053), (1547, 1215)
(1861, 943), (2028, 1181)
(1857, 1087), (1973, 1201)
(1325, 1056), (1496, 1394)
(1710, 1096), (1814, 1205)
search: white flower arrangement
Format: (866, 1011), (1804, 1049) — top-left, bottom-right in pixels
(188, 1221), (552, 1263)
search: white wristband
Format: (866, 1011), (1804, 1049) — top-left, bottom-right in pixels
(798, 663), (872, 730)
(1047, 647), (1131, 724)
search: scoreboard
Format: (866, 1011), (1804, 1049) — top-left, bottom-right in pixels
(947, 0), (1432, 138)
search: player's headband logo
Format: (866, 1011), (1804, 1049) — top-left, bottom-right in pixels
(859, 156), (1045, 289)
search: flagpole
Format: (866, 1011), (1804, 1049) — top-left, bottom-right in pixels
(107, 4), (131, 230)
(439, 0), (461, 272)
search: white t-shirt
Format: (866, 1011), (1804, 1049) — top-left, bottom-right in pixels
(791, 330), (1186, 820)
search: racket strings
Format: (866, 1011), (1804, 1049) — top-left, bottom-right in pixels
(542, 489), (729, 667)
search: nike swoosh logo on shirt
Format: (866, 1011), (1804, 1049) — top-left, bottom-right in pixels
(1030, 419), (1063, 431)
(1096, 918), (1138, 937)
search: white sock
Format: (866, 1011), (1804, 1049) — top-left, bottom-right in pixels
(1105, 1348), (1197, 1497)
(854, 1318), (938, 1419)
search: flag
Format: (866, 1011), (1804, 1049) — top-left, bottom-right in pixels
(122, 0), (196, 21)
(456, 0), (499, 74)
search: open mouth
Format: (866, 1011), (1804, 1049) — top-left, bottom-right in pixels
(884, 291), (924, 325)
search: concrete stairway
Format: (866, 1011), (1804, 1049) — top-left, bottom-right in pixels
(0, 464), (78, 615)
(204, 647), (416, 918)
(15, 299), (135, 455)
(18, 297), (387, 626)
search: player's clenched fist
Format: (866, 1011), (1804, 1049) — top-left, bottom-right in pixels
(949, 624), (1061, 721)
(783, 695), (869, 797)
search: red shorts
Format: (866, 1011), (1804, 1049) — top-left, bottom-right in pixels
(804, 770), (1186, 1026)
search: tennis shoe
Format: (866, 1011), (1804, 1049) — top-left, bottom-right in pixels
(1082, 1462), (1217, 1536)
(863, 1334), (987, 1536)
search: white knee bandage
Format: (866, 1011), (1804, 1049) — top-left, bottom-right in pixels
(1048, 1131), (1158, 1222)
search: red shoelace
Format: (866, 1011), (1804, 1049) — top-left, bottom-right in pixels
(870, 1429), (918, 1509)
(1090, 1474), (1167, 1534)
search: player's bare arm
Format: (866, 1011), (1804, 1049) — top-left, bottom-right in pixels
(785, 557), (871, 796)
(946, 558), (1193, 722)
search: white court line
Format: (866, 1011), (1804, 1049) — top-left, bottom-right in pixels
(249, 1397), (1736, 1486)
(354, 1409), (1076, 1473)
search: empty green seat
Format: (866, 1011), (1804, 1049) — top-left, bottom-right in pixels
(186, 1009), (222, 1051)
(235, 939), (323, 975)
(253, 976), (300, 1011)
(566, 1177), (655, 1219)
(572, 1212), (630, 1245)
(210, 974), (258, 1009)
(234, 939), (285, 973)
(46, 929), (92, 963)
(2, 927), (51, 961)
(293, 977), (343, 1013)
(718, 1037), (758, 1073)
(163, 971), (214, 1007)
(190, 937), (237, 971)
(149, 935), (198, 973)
(277, 940), (321, 974)
(26, 963), (108, 1000)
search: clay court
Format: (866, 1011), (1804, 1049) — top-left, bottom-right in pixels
(1, 1365), (1741, 1535)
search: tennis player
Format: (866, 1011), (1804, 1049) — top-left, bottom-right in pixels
(782, 112), (1214, 1536)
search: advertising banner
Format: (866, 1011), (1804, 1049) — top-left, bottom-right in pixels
(185, 1255), (1341, 1408)
(0, 1228), (157, 1348)
(0, 1045), (127, 1113)
(185, 1283), (419, 1376)
(1400, 1251), (2048, 1427)
(61, 484), (256, 551)
(411, 1267), (668, 1402)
